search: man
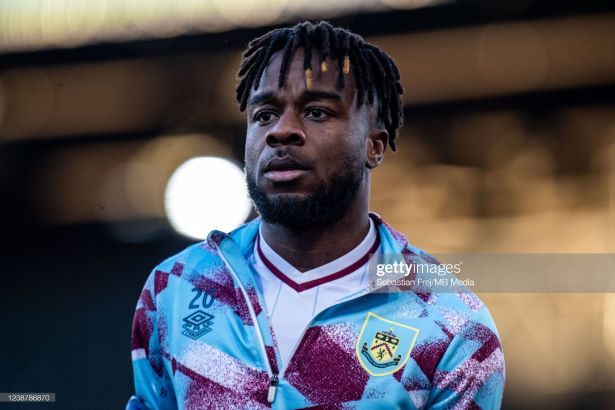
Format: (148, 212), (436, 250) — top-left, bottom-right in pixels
(129, 21), (505, 409)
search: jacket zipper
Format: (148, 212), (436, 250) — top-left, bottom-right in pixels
(278, 288), (369, 380)
(215, 244), (280, 402)
(216, 241), (389, 403)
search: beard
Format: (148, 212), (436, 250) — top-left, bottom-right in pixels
(246, 153), (364, 228)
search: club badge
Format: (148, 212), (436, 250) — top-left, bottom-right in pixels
(356, 311), (419, 376)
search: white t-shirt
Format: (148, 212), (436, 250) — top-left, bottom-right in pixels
(248, 218), (380, 367)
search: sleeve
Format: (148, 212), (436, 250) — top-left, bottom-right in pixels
(130, 271), (178, 410)
(427, 307), (505, 410)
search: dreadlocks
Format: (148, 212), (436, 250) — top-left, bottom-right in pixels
(236, 21), (404, 151)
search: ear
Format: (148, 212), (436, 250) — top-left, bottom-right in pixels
(365, 128), (388, 169)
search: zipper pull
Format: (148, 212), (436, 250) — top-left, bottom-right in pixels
(267, 374), (279, 403)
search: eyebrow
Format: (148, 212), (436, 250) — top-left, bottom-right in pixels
(248, 89), (342, 108)
(248, 91), (276, 108)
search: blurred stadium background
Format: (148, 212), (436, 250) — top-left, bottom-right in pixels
(0, 0), (614, 408)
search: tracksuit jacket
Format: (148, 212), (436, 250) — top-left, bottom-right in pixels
(129, 213), (505, 409)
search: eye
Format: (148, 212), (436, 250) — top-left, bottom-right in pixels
(305, 107), (331, 120)
(254, 111), (278, 125)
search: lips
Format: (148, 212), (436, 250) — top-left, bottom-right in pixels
(263, 156), (312, 183)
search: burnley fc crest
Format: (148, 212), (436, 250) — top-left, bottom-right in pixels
(356, 312), (419, 376)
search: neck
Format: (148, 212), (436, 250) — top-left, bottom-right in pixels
(260, 197), (371, 272)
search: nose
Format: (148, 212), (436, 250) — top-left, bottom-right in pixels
(265, 111), (306, 147)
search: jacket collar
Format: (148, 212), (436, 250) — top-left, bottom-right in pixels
(210, 211), (413, 261)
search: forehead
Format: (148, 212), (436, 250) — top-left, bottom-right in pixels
(252, 48), (357, 103)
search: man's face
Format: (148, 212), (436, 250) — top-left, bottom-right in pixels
(244, 49), (373, 227)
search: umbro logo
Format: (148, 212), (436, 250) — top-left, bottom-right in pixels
(181, 310), (214, 340)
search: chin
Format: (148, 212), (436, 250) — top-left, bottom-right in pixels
(259, 180), (317, 198)
(266, 191), (310, 200)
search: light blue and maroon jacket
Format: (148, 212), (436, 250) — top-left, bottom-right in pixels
(130, 213), (505, 409)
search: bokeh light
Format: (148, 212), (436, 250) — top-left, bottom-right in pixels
(164, 156), (252, 240)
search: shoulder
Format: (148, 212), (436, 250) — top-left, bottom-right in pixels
(134, 241), (218, 306)
(139, 219), (259, 303)
(148, 217), (253, 280)
(375, 214), (497, 333)
(152, 239), (220, 278)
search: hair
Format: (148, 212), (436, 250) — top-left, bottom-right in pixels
(235, 21), (404, 151)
